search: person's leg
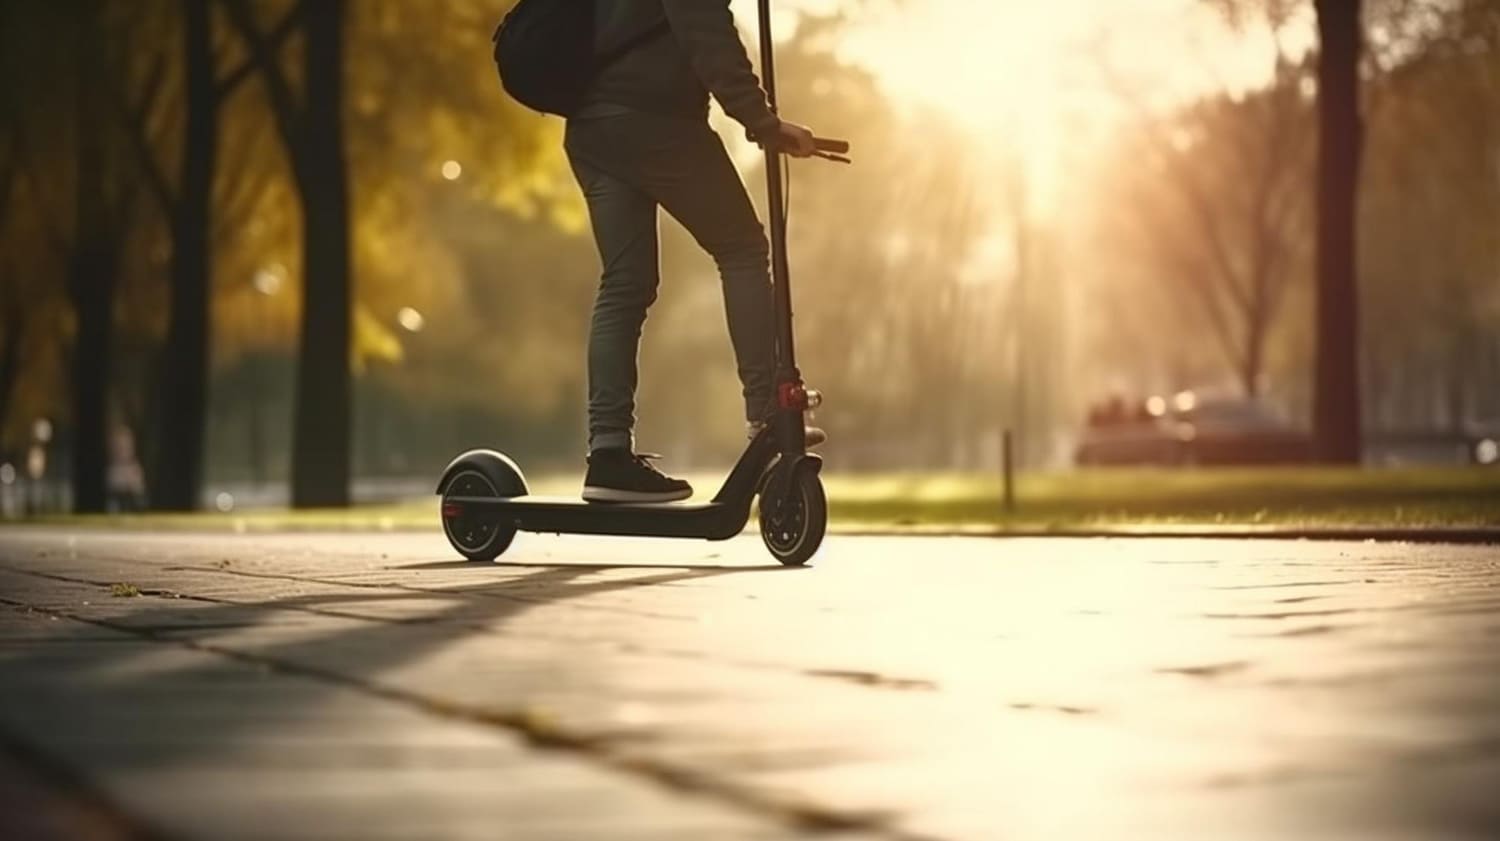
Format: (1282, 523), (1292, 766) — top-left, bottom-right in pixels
(569, 113), (776, 424)
(567, 121), (692, 503)
(648, 124), (778, 424)
(567, 113), (821, 453)
(645, 127), (826, 446)
(567, 146), (661, 454)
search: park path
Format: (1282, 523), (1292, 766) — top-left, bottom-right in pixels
(1, 529), (1498, 840)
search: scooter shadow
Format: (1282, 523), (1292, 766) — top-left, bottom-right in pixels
(394, 560), (800, 572)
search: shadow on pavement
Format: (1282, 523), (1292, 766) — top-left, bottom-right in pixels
(0, 562), (783, 836)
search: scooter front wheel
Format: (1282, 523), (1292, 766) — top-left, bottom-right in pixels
(441, 469), (516, 563)
(759, 470), (827, 566)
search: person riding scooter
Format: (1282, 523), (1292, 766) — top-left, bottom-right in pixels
(567, 0), (827, 503)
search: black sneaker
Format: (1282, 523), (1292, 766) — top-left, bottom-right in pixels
(582, 449), (693, 504)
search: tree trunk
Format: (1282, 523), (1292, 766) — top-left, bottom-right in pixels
(69, 241), (118, 513)
(1240, 351), (1263, 399)
(1241, 294), (1268, 398)
(1446, 332), (1468, 433)
(1312, 0), (1364, 463)
(289, 0), (352, 508)
(150, 0), (216, 511)
(67, 9), (116, 514)
(0, 169), (13, 426)
(0, 287), (23, 436)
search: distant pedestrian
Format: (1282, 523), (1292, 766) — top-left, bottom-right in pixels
(107, 425), (146, 513)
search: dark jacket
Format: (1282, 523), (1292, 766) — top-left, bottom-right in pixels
(587, 0), (779, 140)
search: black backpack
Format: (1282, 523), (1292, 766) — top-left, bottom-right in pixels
(492, 0), (666, 117)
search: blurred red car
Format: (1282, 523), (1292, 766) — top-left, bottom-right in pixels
(1075, 393), (1311, 466)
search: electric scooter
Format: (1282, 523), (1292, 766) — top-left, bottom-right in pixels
(434, 0), (848, 566)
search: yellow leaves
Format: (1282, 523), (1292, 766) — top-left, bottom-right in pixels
(351, 304), (403, 373)
(213, 261), (296, 366)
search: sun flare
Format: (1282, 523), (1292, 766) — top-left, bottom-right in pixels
(815, 0), (1316, 214)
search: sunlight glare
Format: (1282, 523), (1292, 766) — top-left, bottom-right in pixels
(397, 306), (426, 333)
(837, 0), (1316, 215)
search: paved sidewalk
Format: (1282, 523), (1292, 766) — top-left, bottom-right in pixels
(1, 529), (1498, 840)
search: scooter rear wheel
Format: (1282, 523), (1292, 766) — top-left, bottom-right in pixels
(441, 469), (516, 563)
(759, 471), (826, 566)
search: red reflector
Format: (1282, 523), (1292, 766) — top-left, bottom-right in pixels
(441, 503), (463, 518)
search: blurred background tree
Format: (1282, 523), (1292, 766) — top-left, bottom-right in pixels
(1360, 0), (1500, 435)
(0, 0), (1495, 514)
(1093, 56), (1314, 402)
(1, 1), (161, 512)
(1093, 0), (1496, 443)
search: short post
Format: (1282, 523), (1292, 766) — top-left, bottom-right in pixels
(1002, 428), (1016, 514)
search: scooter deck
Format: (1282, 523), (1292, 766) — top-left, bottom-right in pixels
(455, 494), (711, 508)
(443, 494), (752, 541)
(437, 425), (783, 542)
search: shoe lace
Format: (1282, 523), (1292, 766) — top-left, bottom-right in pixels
(631, 453), (669, 477)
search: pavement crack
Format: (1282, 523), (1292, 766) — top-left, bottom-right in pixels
(3, 563), (962, 701)
(1007, 702), (1097, 716)
(1202, 608), (1360, 620)
(1155, 660), (1250, 679)
(0, 589), (937, 840)
(177, 564), (695, 623)
(1210, 579), (1363, 591)
(0, 726), (178, 841)
(1257, 623), (1350, 638)
(804, 668), (937, 691)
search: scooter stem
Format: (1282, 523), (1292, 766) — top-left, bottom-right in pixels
(757, 0), (797, 388)
(756, 0), (808, 457)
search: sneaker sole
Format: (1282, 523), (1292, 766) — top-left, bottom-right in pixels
(582, 486), (693, 504)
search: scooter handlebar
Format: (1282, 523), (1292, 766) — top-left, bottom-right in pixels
(813, 137), (849, 154)
(748, 129), (852, 162)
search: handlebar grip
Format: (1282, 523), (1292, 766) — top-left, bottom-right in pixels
(814, 137), (850, 154)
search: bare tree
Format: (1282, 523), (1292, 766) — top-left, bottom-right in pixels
(0, 80), (22, 440)
(0, 131), (22, 437)
(5, 2), (165, 511)
(222, 0), (354, 507)
(119, 2), (297, 511)
(1360, 0), (1500, 433)
(1099, 41), (1314, 398)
